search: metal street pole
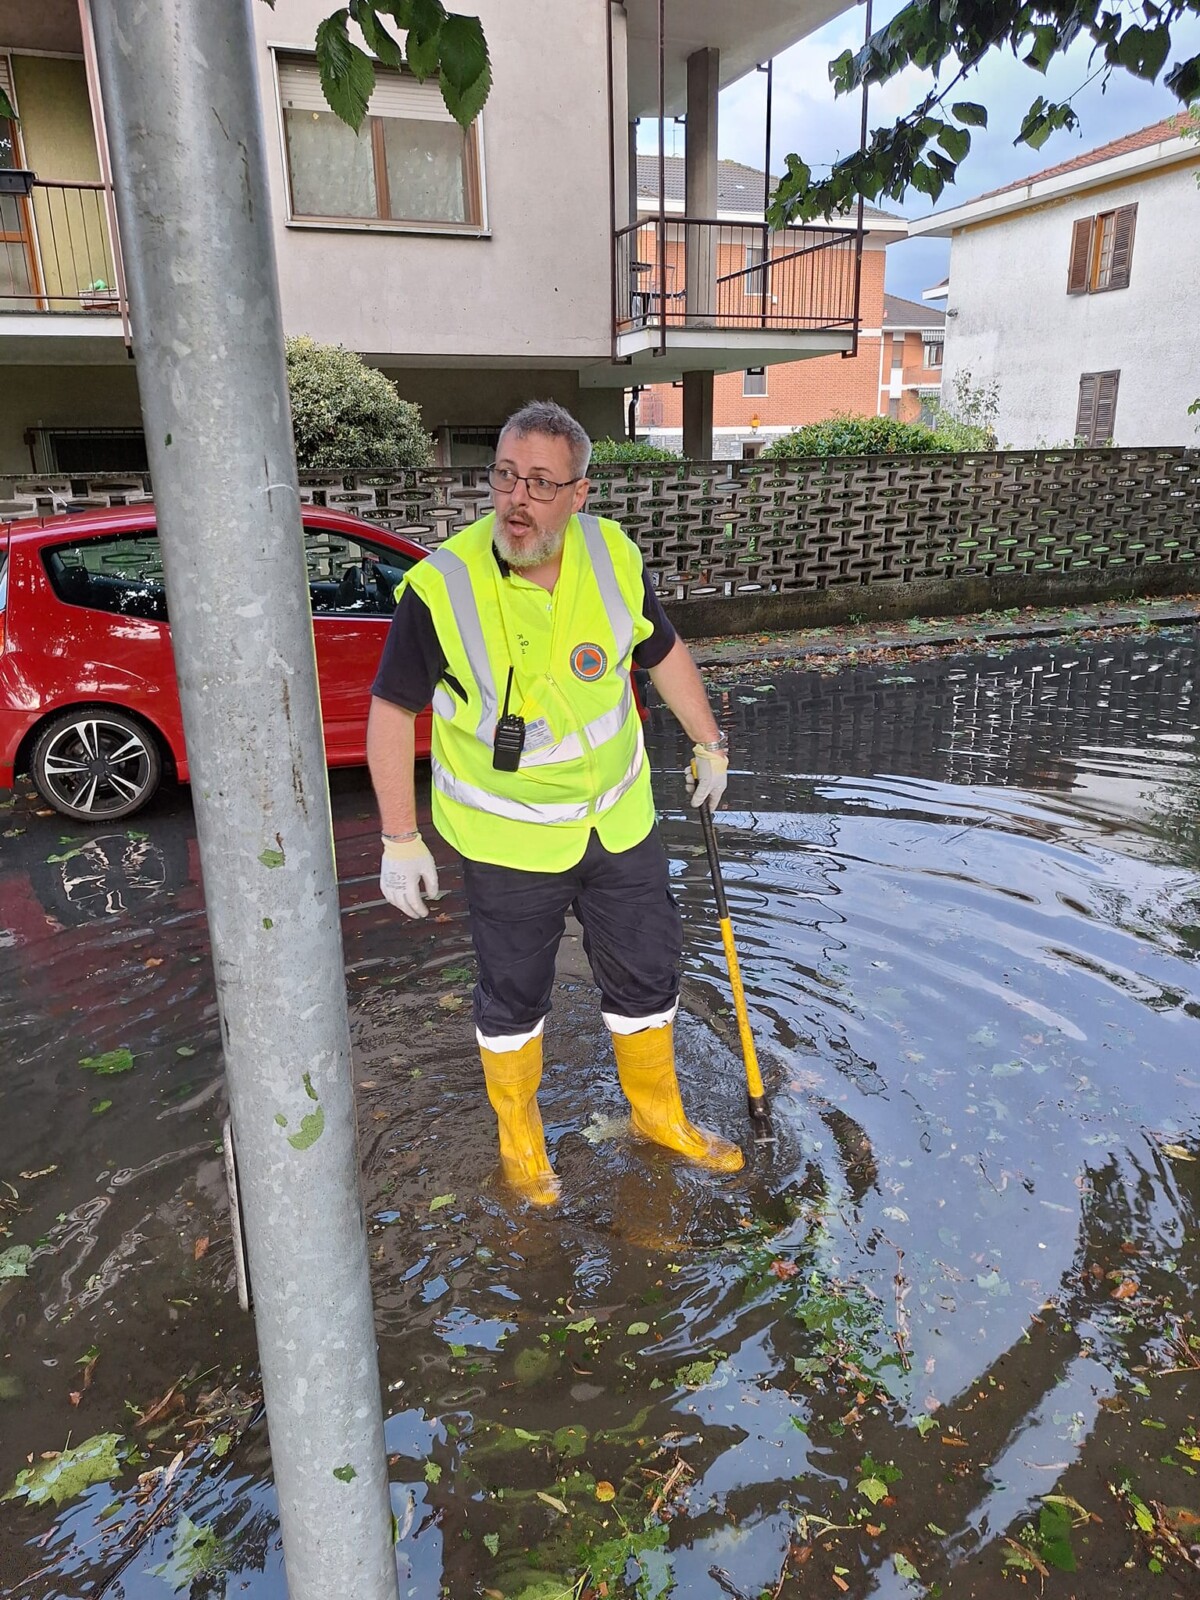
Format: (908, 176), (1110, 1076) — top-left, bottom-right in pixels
(86, 3), (400, 1595)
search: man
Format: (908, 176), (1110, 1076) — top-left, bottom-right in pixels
(367, 400), (741, 1205)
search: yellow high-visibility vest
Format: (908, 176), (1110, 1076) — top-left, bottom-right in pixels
(403, 511), (656, 870)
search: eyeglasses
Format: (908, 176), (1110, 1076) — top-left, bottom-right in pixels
(487, 465), (581, 503)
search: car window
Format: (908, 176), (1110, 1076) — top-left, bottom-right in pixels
(306, 525), (416, 617)
(43, 532), (168, 623)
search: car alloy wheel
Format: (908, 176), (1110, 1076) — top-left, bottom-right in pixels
(30, 710), (163, 822)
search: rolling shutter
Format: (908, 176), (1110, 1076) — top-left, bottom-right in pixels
(277, 57), (457, 123)
(1067, 216), (1093, 294)
(1108, 204), (1137, 291)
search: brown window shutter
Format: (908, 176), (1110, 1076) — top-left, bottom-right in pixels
(1093, 370), (1120, 443)
(1067, 216), (1094, 294)
(1075, 373), (1098, 441)
(1108, 204), (1137, 290)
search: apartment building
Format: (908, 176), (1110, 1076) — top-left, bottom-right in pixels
(0, 0), (869, 477)
(909, 116), (1200, 447)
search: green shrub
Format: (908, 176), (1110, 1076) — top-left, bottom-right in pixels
(587, 437), (682, 464)
(761, 408), (1000, 460)
(286, 336), (434, 471)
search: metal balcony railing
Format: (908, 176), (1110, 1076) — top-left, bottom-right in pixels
(1, 179), (125, 318)
(615, 217), (860, 340)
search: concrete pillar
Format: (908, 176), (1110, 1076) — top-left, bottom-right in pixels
(682, 370), (714, 462)
(682, 47), (719, 459)
(684, 46), (719, 325)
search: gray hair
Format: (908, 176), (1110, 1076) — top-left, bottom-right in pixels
(499, 400), (592, 478)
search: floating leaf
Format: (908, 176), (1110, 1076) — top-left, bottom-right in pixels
(3, 1433), (123, 1508)
(147, 1513), (231, 1588)
(429, 1193), (455, 1212)
(858, 1477), (890, 1504)
(627, 1321), (650, 1336)
(536, 1490), (569, 1515)
(92, 1100), (112, 1116)
(1161, 1143), (1196, 1161)
(893, 1553), (921, 1581)
(0, 1245), (32, 1281)
(79, 1048), (134, 1076)
(595, 1480), (616, 1502)
(482, 1531), (499, 1556)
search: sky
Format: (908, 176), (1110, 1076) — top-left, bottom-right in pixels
(638, 3), (1200, 305)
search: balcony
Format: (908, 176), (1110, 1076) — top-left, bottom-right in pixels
(608, 216), (860, 383)
(0, 177), (128, 357)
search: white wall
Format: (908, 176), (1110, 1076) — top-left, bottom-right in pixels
(941, 160), (1200, 447)
(254, 0), (615, 365)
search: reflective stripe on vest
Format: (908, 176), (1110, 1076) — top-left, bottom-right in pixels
(431, 737), (645, 825)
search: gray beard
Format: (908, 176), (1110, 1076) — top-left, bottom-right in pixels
(495, 520), (567, 570)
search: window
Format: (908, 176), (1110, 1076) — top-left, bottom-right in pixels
(922, 337), (944, 368)
(277, 55), (483, 229)
(27, 427), (149, 473)
(743, 367), (767, 398)
(305, 525), (416, 615)
(1067, 205), (1136, 295)
(743, 244), (766, 297)
(45, 533), (168, 623)
(887, 397), (901, 420)
(1075, 370), (1120, 445)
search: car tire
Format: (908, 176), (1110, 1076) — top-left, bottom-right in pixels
(30, 708), (164, 822)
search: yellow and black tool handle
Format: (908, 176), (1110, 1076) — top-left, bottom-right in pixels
(698, 798), (769, 1123)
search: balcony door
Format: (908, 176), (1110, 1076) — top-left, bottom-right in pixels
(1, 62), (41, 310)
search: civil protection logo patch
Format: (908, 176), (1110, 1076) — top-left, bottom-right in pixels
(570, 642), (608, 681)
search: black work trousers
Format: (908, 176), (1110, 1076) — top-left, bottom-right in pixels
(461, 825), (682, 1039)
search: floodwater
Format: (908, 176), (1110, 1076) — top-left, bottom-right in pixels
(2, 628), (1199, 1599)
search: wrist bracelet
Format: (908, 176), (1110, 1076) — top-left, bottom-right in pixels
(382, 829), (420, 844)
(697, 736), (729, 753)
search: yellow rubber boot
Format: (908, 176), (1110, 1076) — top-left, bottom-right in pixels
(479, 1037), (561, 1207)
(612, 1024), (744, 1173)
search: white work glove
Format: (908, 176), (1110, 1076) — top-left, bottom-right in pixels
(686, 743), (729, 811)
(380, 833), (440, 919)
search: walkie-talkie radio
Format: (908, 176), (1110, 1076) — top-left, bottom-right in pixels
(492, 666), (526, 771)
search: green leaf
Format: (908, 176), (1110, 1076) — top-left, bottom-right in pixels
(2, 1433), (123, 1508)
(80, 1048), (135, 1076)
(0, 1245), (32, 1281)
(92, 1100), (112, 1116)
(951, 101), (988, 127)
(936, 124), (970, 163)
(147, 1513), (231, 1587)
(438, 59), (490, 128)
(424, 1461), (442, 1483)
(429, 1192), (455, 1211)
(315, 10), (377, 131)
(627, 1321), (650, 1335)
(404, 0), (445, 79)
(894, 1553), (921, 1581)
(332, 1463), (358, 1482)
(1037, 1501), (1077, 1571)
(349, 1), (405, 67)
(210, 1432), (232, 1458)
(435, 11), (486, 92)
(482, 1531), (499, 1556)
(858, 1476), (890, 1504)
(287, 1108), (325, 1150)
(258, 846), (286, 869)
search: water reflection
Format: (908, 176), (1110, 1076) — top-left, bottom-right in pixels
(1, 630), (1198, 1598)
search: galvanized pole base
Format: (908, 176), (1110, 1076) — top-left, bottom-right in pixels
(87, 3), (400, 1594)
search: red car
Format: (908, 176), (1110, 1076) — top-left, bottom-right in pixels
(0, 504), (432, 821)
